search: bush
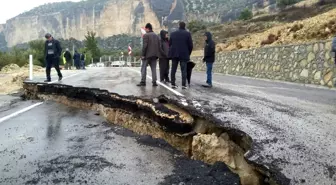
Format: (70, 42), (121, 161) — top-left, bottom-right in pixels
(0, 48), (28, 71)
(277, 0), (301, 8)
(188, 21), (207, 33)
(239, 8), (253, 21)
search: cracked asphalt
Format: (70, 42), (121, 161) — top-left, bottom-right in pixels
(0, 67), (335, 185)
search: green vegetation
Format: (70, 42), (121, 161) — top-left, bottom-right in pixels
(239, 8), (253, 20)
(276, 0), (301, 8)
(84, 31), (101, 62)
(0, 48), (29, 70)
(187, 21), (218, 33)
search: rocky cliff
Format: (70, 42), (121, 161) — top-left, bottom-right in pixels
(1, 0), (276, 47)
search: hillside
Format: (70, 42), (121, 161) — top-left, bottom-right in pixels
(192, 0), (336, 55)
(0, 0), (278, 49)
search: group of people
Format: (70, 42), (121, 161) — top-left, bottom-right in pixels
(138, 21), (215, 89)
(62, 49), (86, 70)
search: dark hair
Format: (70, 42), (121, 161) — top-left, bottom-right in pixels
(45, 33), (52, 39)
(179, 22), (186, 29)
(145, 23), (153, 30)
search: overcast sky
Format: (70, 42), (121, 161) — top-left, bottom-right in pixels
(0, 0), (81, 24)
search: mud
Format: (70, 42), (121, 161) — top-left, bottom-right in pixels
(22, 82), (291, 185)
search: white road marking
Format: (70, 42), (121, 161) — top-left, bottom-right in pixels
(127, 68), (184, 97)
(0, 72), (83, 123)
(0, 102), (44, 123)
(48, 72), (83, 84)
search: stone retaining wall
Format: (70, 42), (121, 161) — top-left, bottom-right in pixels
(192, 40), (336, 87)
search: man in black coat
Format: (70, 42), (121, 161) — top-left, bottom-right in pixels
(168, 22), (193, 89)
(63, 48), (72, 70)
(44, 33), (62, 82)
(202, 32), (215, 88)
(73, 50), (81, 70)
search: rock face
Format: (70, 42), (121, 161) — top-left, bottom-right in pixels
(1, 0), (275, 47)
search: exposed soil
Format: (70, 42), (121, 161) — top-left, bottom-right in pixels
(22, 82), (291, 185)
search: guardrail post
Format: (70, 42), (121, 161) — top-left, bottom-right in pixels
(29, 55), (33, 81)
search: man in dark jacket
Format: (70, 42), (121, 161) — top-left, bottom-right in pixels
(137, 23), (160, 87)
(73, 50), (81, 70)
(80, 52), (86, 69)
(202, 32), (215, 88)
(44, 33), (62, 82)
(169, 22), (193, 89)
(159, 30), (170, 83)
(63, 48), (72, 70)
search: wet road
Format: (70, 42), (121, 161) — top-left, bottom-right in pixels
(1, 67), (336, 184)
(0, 68), (240, 185)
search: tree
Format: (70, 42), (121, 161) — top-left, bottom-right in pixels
(239, 8), (253, 21)
(28, 40), (45, 66)
(84, 31), (101, 62)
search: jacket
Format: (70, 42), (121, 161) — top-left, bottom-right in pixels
(44, 38), (62, 59)
(64, 51), (72, 61)
(159, 30), (169, 59)
(168, 28), (193, 61)
(142, 31), (160, 60)
(203, 32), (215, 63)
(332, 37), (336, 52)
(73, 52), (80, 61)
(62, 52), (66, 64)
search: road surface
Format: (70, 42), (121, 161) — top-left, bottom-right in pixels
(0, 67), (335, 185)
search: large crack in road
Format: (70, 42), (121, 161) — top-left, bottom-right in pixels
(22, 82), (291, 185)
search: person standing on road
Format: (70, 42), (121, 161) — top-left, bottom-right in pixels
(80, 51), (86, 69)
(332, 36), (336, 65)
(169, 22), (193, 89)
(202, 32), (215, 88)
(159, 30), (170, 83)
(137, 23), (160, 87)
(63, 48), (72, 70)
(73, 50), (81, 70)
(44, 33), (63, 82)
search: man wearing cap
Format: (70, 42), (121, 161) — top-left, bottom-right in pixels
(44, 33), (63, 82)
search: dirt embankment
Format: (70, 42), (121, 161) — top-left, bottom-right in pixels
(191, 1), (336, 56)
(0, 64), (44, 95)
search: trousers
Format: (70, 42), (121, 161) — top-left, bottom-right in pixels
(140, 58), (157, 84)
(46, 56), (62, 81)
(159, 58), (170, 82)
(171, 58), (187, 87)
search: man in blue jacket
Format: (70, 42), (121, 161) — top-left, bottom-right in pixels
(44, 33), (62, 82)
(169, 22), (193, 89)
(202, 32), (216, 88)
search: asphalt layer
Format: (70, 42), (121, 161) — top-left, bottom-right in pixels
(1, 67), (336, 185)
(0, 101), (240, 185)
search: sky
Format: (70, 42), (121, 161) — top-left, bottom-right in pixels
(0, 0), (81, 24)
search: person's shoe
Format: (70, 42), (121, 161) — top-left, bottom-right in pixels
(182, 86), (188, 90)
(58, 77), (63, 81)
(137, 82), (146, 86)
(202, 84), (212, 88)
(153, 83), (158, 87)
(171, 85), (178, 89)
(44, 79), (51, 82)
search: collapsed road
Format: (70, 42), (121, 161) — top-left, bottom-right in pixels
(0, 67), (335, 185)
(21, 82), (288, 185)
